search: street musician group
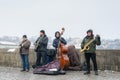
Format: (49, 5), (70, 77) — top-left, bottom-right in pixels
(19, 28), (101, 75)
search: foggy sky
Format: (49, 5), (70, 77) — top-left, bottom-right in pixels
(0, 0), (120, 39)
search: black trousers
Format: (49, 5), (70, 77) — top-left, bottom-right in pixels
(84, 53), (98, 72)
(36, 51), (47, 66)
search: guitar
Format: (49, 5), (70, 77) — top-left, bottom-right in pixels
(34, 37), (41, 51)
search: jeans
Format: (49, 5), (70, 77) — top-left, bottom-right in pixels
(20, 54), (29, 70)
(36, 52), (47, 66)
(84, 53), (98, 72)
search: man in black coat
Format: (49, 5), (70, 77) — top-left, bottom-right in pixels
(34, 30), (48, 66)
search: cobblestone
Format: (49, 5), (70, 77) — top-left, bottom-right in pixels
(0, 67), (120, 80)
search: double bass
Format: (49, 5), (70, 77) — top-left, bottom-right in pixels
(58, 28), (70, 70)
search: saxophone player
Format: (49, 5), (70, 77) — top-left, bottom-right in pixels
(81, 29), (101, 75)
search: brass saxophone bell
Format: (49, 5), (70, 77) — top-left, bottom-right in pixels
(80, 37), (95, 54)
(86, 46), (90, 50)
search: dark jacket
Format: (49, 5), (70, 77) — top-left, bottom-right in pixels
(20, 39), (31, 54)
(53, 37), (67, 48)
(81, 35), (101, 53)
(35, 35), (48, 52)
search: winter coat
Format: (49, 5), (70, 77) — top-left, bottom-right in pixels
(81, 35), (101, 53)
(19, 39), (31, 54)
(52, 37), (67, 49)
(35, 35), (48, 52)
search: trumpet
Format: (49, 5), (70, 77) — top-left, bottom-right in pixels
(80, 37), (95, 53)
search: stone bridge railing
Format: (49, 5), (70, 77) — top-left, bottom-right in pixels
(0, 49), (120, 71)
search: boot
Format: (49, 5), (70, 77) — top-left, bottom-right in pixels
(95, 71), (98, 75)
(26, 69), (29, 72)
(21, 69), (25, 72)
(84, 71), (90, 75)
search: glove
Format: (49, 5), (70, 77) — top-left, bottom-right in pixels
(96, 35), (100, 40)
(81, 45), (84, 49)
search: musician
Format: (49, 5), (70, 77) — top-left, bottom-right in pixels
(34, 30), (48, 66)
(53, 31), (67, 49)
(53, 30), (69, 73)
(19, 35), (31, 72)
(52, 31), (67, 57)
(81, 29), (101, 75)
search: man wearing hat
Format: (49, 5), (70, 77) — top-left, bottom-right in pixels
(81, 29), (101, 75)
(34, 30), (48, 67)
(19, 35), (31, 72)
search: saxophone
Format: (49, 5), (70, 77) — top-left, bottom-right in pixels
(80, 37), (95, 53)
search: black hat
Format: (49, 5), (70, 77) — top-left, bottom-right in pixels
(87, 29), (93, 34)
(40, 30), (45, 34)
(23, 35), (27, 38)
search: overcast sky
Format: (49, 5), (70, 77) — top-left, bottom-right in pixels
(0, 0), (120, 39)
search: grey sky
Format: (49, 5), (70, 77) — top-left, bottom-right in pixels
(0, 0), (120, 39)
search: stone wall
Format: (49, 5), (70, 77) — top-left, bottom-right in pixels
(0, 49), (120, 71)
(0, 49), (36, 67)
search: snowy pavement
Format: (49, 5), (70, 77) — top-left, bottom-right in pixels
(0, 67), (120, 80)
